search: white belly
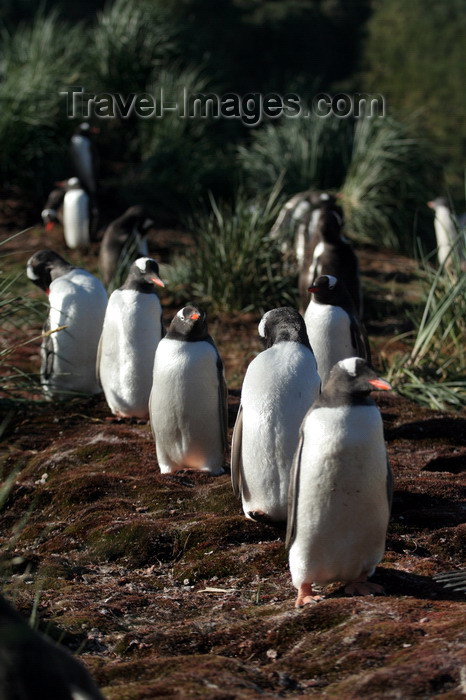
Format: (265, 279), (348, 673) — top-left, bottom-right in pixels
(304, 302), (353, 386)
(99, 290), (162, 417)
(63, 190), (90, 248)
(45, 270), (107, 397)
(289, 405), (389, 586)
(150, 339), (223, 474)
(240, 343), (320, 521)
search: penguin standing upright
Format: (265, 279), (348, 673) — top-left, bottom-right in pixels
(97, 257), (165, 419)
(287, 357), (393, 607)
(150, 305), (227, 475)
(26, 250), (107, 399)
(62, 177), (90, 249)
(304, 275), (370, 387)
(99, 206), (155, 286)
(231, 307), (320, 523)
(70, 122), (97, 196)
(41, 184), (66, 231)
(427, 197), (465, 270)
(0, 594), (104, 700)
(299, 198), (361, 315)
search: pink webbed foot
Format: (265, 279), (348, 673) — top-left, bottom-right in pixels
(295, 582), (324, 608)
(344, 577), (385, 596)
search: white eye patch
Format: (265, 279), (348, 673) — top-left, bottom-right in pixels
(338, 357), (360, 376)
(325, 275), (337, 289)
(135, 257), (152, 272)
(143, 218), (154, 228)
(258, 310), (273, 338)
(26, 265), (39, 281)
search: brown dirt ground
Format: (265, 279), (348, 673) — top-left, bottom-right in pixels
(0, 223), (465, 699)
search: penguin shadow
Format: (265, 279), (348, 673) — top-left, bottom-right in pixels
(385, 417), (466, 446)
(369, 566), (466, 602)
(391, 490), (464, 528)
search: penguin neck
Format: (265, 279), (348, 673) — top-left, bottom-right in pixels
(121, 278), (157, 294)
(316, 389), (374, 409)
(312, 291), (350, 313)
(266, 328), (311, 350)
(166, 321), (208, 342)
(50, 261), (74, 282)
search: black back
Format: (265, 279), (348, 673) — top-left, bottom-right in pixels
(26, 250), (74, 292)
(259, 307), (311, 350)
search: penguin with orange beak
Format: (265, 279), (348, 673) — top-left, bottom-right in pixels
(149, 305), (227, 474)
(287, 357), (393, 606)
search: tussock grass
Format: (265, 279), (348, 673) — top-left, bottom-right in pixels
(387, 232), (466, 410)
(162, 186), (297, 314)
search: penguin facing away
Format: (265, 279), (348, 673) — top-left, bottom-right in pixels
(99, 206), (155, 286)
(231, 307), (321, 523)
(150, 305), (227, 475)
(287, 357), (393, 607)
(97, 257), (165, 419)
(26, 250), (107, 399)
(304, 274), (370, 388)
(63, 177), (90, 249)
(299, 198), (361, 316)
(0, 593), (104, 700)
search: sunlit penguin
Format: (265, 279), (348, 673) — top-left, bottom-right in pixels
(304, 275), (370, 387)
(62, 177), (90, 249)
(299, 198), (361, 316)
(231, 307), (320, 523)
(70, 122), (98, 196)
(26, 250), (107, 399)
(287, 357), (393, 607)
(150, 305), (227, 475)
(97, 257), (165, 419)
(99, 206), (155, 286)
(427, 197), (465, 270)
(0, 594), (104, 700)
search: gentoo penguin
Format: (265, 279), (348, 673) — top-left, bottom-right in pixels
(150, 305), (227, 475)
(26, 250), (107, 399)
(299, 198), (361, 316)
(62, 177), (90, 249)
(99, 206), (155, 286)
(427, 197), (465, 270)
(97, 257), (165, 419)
(270, 191), (337, 272)
(304, 275), (370, 387)
(0, 593), (104, 700)
(287, 357), (393, 606)
(70, 122), (97, 196)
(41, 184), (66, 231)
(231, 307), (320, 523)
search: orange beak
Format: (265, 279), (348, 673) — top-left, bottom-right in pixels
(190, 312), (200, 320)
(45, 221), (55, 232)
(368, 378), (392, 391)
(151, 276), (164, 287)
(308, 285), (320, 293)
(427, 201), (434, 209)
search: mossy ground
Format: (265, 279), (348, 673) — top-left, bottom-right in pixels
(0, 224), (465, 699)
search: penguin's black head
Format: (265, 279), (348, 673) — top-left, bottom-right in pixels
(167, 305), (208, 341)
(41, 208), (60, 231)
(258, 307), (311, 349)
(123, 257), (164, 293)
(322, 357), (391, 405)
(315, 199), (344, 242)
(26, 250), (73, 293)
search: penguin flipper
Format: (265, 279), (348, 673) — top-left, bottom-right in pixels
(230, 404), (243, 498)
(95, 332), (103, 386)
(286, 425), (305, 549)
(218, 367), (228, 455)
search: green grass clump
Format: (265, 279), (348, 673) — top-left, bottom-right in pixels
(387, 234), (466, 410)
(162, 186), (297, 314)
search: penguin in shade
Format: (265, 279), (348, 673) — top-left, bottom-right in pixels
(427, 197), (465, 271)
(287, 357), (393, 607)
(41, 183), (66, 231)
(304, 275), (370, 387)
(0, 594), (103, 699)
(70, 122), (98, 196)
(99, 206), (155, 286)
(26, 250), (107, 399)
(231, 307), (320, 523)
(97, 257), (165, 420)
(299, 197), (361, 316)
(150, 305), (227, 475)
